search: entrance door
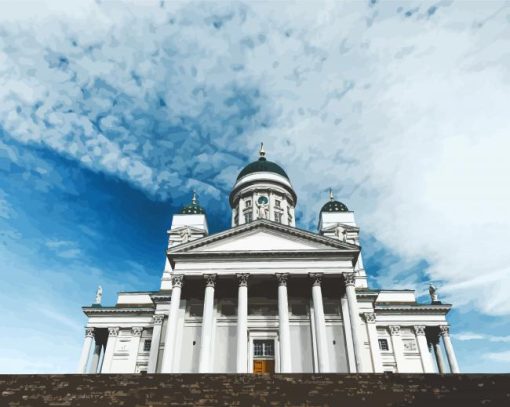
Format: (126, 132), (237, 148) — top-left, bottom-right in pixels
(252, 340), (275, 374)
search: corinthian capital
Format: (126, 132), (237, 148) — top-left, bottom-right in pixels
(237, 273), (249, 287)
(344, 273), (356, 287)
(85, 328), (94, 338)
(153, 314), (164, 325)
(439, 325), (450, 337)
(172, 274), (184, 288)
(204, 274), (217, 288)
(309, 273), (323, 286)
(132, 327), (143, 337)
(389, 325), (401, 336)
(414, 325), (426, 336)
(108, 327), (120, 337)
(276, 273), (289, 286)
(363, 312), (376, 324)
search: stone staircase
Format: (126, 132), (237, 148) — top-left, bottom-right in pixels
(1, 373), (509, 406)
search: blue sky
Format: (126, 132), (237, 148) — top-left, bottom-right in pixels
(1, 0), (509, 373)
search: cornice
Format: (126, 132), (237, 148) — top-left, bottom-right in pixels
(374, 304), (452, 314)
(82, 307), (155, 316)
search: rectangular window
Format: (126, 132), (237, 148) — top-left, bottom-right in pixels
(291, 303), (308, 316)
(275, 199), (281, 208)
(188, 303), (203, 317)
(378, 338), (389, 351)
(143, 339), (152, 352)
(245, 212), (253, 223)
(274, 212), (282, 223)
(253, 340), (275, 357)
(245, 200), (252, 208)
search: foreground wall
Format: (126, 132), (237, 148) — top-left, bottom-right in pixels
(1, 374), (509, 406)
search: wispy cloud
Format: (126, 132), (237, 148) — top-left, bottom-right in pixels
(46, 239), (81, 259)
(455, 332), (510, 343)
(484, 350), (510, 363)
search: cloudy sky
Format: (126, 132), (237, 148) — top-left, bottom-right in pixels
(1, 0), (509, 373)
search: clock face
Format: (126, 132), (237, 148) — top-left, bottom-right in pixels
(257, 195), (269, 205)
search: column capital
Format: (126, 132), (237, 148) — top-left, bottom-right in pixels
(132, 327), (143, 337)
(344, 273), (356, 287)
(153, 314), (165, 325)
(414, 325), (426, 336)
(108, 327), (120, 337)
(236, 273), (249, 287)
(276, 273), (289, 286)
(363, 312), (376, 324)
(204, 274), (217, 287)
(439, 325), (450, 337)
(389, 325), (401, 336)
(172, 274), (184, 288)
(309, 273), (323, 286)
(85, 327), (94, 338)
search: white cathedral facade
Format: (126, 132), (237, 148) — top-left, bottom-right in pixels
(78, 147), (460, 375)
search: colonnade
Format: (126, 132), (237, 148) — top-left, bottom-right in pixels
(159, 272), (363, 373)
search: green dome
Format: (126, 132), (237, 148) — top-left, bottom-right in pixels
(180, 192), (206, 214)
(237, 157), (289, 180)
(321, 200), (349, 212)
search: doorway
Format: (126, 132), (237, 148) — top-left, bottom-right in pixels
(252, 339), (275, 374)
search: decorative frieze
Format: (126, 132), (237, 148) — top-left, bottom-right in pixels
(204, 274), (217, 287)
(153, 314), (164, 325)
(276, 273), (289, 286)
(236, 273), (249, 287)
(389, 325), (401, 336)
(172, 274), (184, 288)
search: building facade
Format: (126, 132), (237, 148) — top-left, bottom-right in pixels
(78, 147), (459, 374)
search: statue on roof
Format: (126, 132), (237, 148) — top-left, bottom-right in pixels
(180, 227), (192, 243)
(95, 285), (103, 305)
(429, 284), (439, 303)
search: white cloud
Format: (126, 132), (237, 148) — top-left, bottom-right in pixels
(485, 350), (510, 363)
(455, 332), (510, 343)
(46, 239), (81, 259)
(0, 0), (509, 319)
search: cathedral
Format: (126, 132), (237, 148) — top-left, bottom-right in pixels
(78, 146), (459, 375)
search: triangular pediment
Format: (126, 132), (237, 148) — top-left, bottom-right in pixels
(170, 219), (358, 253)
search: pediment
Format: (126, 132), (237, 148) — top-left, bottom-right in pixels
(170, 220), (358, 254)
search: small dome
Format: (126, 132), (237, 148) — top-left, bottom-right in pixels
(236, 142), (289, 181)
(320, 190), (349, 212)
(180, 192), (206, 215)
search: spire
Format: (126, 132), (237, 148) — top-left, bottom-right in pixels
(192, 191), (198, 205)
(259, 142), (266, 160)
(329, 188), (334, 201)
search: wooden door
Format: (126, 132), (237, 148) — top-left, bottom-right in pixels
(253, 359), (275, 374)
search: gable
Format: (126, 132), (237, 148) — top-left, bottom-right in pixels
(197, 230), (330, 252)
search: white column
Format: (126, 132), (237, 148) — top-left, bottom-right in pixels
(363, 313), (383, 373)
(127, 327), (143, 372)
(78, 328), (94, 373)
(276, 273), (292, 373)
(161, 274), (184, 373)
(199, 274), (216, 373)
(236, 273), (249, 373)
(148, 314), (164, 373)
(433, 337), (446, 373)
(440, 325), (460, 373)
(414, 325), (435, 373)
(345, 273), (363, 372)
(88, 338), (102, 373)
(341, 295), (356, 372)
(389, 325), (405, 373)
(310, 273), (329, 373)
(101, 327), (119, 373)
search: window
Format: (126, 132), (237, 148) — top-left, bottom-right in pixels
(291, 303), (308, 316)
(245, 212), (253, 223)
(274, 212), (282, 223)
(378, 338), (389, 351)
(188, 303), (203, 317)
(143, 339), (152, 352)
(221, 302), (236, 316)
(253, 340), (274, 357)
(245, 200), (252, 208)
(323, 302), (340, 315)
(275, 199), (281, 208)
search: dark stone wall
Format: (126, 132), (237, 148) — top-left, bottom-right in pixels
(1, 373), (509, 406)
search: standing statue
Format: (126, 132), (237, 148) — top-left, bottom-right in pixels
(95, 285), (103, 305)
(180, 227), (192, 243)
(256, 202), (269, 219)
(429, 284), (439, 303)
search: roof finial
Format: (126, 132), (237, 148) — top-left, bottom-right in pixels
(329, 188), (334, 201)
(259, 142), (266, 159)
(192, 190), (198, 205)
